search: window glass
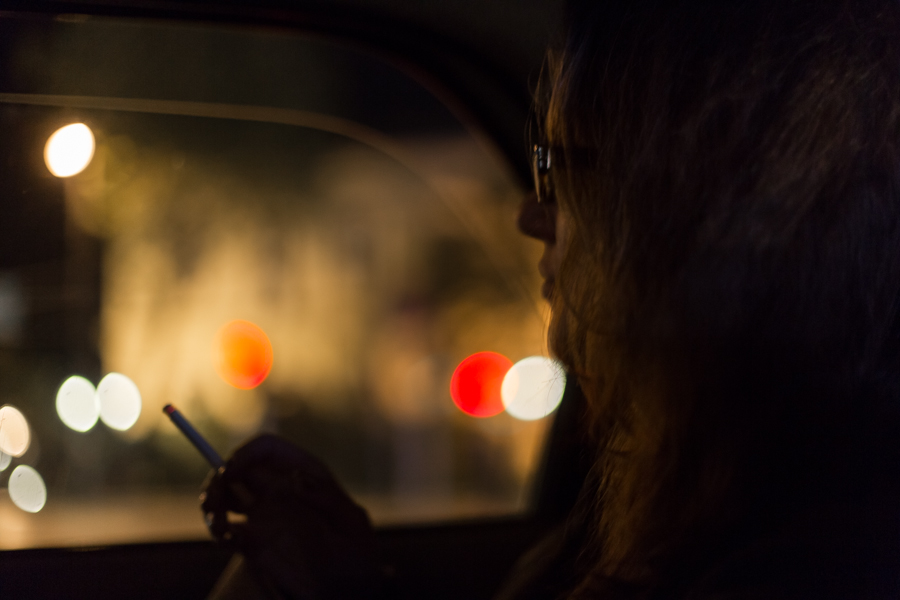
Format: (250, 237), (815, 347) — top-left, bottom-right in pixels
(0, 14), (555, 549)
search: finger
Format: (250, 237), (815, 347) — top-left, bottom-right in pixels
(202, 467), (248, 514)
(202, 467), (256, 545)
(200, 469), (228, 542)
(287, 481), (372, 534)
(219, 434), (371, 532)
(224, 436), (340, 505)
(228, 434), (330, 481)
(200, 467), (223, 513)
(204, 505), (230, 542)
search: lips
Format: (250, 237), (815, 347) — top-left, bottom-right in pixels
(538, 249), (556, 301)
(541, 277), (555, 301)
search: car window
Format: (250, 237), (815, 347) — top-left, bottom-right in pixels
(0, 14), (560, 549)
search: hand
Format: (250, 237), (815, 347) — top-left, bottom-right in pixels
(201, 434), (381, 600)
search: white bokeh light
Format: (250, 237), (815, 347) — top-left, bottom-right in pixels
(97, 373), (142, 431)
(44, 123), (95, 177)
(56, 375), (100, 432)
(501, 356), (566, 421)
(0, 451), (9, 471)
(8, 465), (47, 513)
(0, 405), (30, 456)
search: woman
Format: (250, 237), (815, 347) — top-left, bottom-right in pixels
(205, 0), (900, 597)
(519, 0), (900, 596)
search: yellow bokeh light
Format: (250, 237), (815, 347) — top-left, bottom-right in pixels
(0, 452), (9, 471)
(0, 405), (30, 457)
(97, 373), (142, 431)
(56, 375), (100, 433)
(44, 123), (95, 177)
(8, 465), (47, 513)
(500, 356), (566, 421)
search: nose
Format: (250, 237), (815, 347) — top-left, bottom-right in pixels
(517, 191), (557, 244)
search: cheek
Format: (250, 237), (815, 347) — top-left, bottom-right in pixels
(549, 207), (573, 272)
(547, 209), (573, 350)
(556, 208), (572, 254)
(547, 288), (580, 377)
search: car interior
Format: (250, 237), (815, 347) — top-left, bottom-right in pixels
(0, 1), (593, 598)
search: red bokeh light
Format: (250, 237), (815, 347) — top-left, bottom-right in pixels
(214, 320), (274, 390)
(450, 351), (513, 417)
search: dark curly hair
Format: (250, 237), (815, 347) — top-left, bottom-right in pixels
(539, 0), (900, 596)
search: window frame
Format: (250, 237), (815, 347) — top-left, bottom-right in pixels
(0, 3), (582, 598)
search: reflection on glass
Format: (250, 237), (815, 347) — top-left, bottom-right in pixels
(8, 465), (47, 513)
(501, 357), (566, 421)
(450, 352), (513, 417)
(0, 15), (553, 548)
(214, 320), (274, 390)
(97, 373), (142, 431)
(0, 406), (30, 457)
(0, 275), (25, 345)
(56, 376), (100, 433)
(44, 123), (95, 177)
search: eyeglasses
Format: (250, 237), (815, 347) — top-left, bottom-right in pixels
(532, 144), (554, 205)
(532, 144), (599, 204)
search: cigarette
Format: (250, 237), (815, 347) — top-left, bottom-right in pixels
(163, 404), (225, 469)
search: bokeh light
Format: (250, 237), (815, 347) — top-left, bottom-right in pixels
(501, 356), (566, 421)
(97, 373), (142, 431)
(44, 123), (95, 177)
(56, 375), (100, 432)
(0, 452), (9, 471)
(8, 465), (47, 513)
(450, 351), (513, 417)
(0, 405), (30, 457)
(214, 320), (274, 390)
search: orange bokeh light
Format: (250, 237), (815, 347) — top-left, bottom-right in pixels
(450, 351), (513, 418)
(214, 320), (274, 390)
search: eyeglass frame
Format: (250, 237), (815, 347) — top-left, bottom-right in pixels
(532, 143), (602, 205)
(532, 144), (554, 204)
